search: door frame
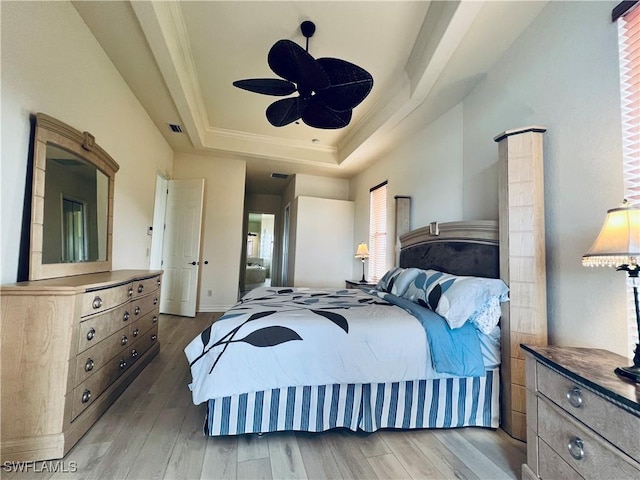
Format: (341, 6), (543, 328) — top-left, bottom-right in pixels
(149, 173), (168, 271)
(159, 178), (205, 317)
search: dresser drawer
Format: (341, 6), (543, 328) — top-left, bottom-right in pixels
(74, 324), (133, 385)
(538, 439), (582, 480)
(80, 282), (133, 317)
(538, 399), (640, 479)
(128, 325), (159, 366)
(77, 303), (134, 354)
(536, 362), (640, 460)
(71, 350), (134, 419)
(132, 275), (161, 298)
(130, 291), (160, 320)
(131, 309), (159, 339)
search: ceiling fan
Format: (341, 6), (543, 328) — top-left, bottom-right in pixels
(233, 21), (374, 129)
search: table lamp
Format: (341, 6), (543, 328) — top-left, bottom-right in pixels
(582, 200), (640, 382)
(355, 242), (369, 283)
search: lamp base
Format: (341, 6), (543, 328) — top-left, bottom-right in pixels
(614, 365), (640, 383)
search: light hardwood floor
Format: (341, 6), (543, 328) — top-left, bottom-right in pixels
(2, 313), (526, 480)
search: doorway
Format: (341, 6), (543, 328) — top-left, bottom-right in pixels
(149, 174), (205, 317)
(244, 212), (275, 293)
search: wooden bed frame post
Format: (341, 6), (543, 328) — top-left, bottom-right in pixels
(495, 126), (548, 441)
(394, 196), (411, 265)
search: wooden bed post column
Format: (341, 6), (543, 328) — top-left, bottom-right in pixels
(494, 126), (548, 441)
(394, 196), (411, 265)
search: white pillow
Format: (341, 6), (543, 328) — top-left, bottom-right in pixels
(468, 296), (505, 335)
(402, 269), (509, 329)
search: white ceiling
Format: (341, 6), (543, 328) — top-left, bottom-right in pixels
(73, 1), (547, 195)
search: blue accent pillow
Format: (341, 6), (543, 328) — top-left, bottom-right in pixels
(389, 267), (421, 297)
(375, 267), (404, 292)
(401, 269), (509, 330)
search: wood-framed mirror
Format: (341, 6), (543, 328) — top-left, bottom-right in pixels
(28, 113), (119, 280)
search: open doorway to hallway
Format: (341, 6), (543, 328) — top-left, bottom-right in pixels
(243, 212), (275, 294)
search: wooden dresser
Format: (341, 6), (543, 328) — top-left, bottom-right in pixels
(1, 270), (162, 462)
(522, 345), (640, 480)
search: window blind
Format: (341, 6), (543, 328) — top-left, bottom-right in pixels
(617, 1), (640, 356)
(369, 181), (388, 282)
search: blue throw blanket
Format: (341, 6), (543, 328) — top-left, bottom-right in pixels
(378, 292), (485, 377)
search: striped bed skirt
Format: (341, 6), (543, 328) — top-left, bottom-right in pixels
(204, 368), (499, 436)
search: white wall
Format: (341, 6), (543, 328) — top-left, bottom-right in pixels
(172, 153), (246, 311)
(349, 104), (465, 279)
(351, 1), (629, 357)
(1, 1), (173, 284)
(292, 196), (354, 288)
(461, 0), (627, 356)
(294, 174), (350, 200)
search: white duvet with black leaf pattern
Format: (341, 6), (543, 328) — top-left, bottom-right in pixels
(185, 286), (435, 404)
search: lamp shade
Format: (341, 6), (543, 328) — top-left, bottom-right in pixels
(582, 201), (640, 267)
(355, 242), (369, 259)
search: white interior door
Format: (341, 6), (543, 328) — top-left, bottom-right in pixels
(160, 178), (204, 317)
(149, 174), (168, 270)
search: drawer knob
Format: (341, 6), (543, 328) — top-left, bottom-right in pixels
(153, 297), (158, 306)
(138, 284), (144, 293)
(567, 436), (585, 460)
(123, 311), (130, 322)
(131, 349), (138, 359)
(81, 389), (91, 404)
(85, 358), (94, 372)
(121, 335), (128, 346)
(566, 386), (583, 408)
(151, 334), (157, 342)
(119, 359), (127, 370)
(87, 328), (96, 341)
(135, 306), (141, 315)
(133, 327), (139, 337)
(128, 287), (134, 297)
(152, 316), (158, 324)
(92, 296), (103, 309)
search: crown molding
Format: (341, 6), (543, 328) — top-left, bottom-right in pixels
(203, 127), (340, 167)
(130, 1), (209, 148)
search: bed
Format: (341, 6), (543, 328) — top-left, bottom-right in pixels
(185, 220), (511, 436)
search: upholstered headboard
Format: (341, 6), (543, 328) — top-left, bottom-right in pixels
(399, 220), (499, 278)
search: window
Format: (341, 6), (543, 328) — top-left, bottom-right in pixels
(615, 1), (640, 356)
(369, 181), (388, 282)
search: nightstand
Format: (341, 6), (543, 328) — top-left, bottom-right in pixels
(345, 280), (377, 290)
(521, 345), (640, 480)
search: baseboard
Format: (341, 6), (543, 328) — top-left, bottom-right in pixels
(197, 305), (233, 313)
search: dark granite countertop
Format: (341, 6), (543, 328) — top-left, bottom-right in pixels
(521, 344), (640, 416)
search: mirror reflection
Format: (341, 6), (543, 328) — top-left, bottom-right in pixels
(43, 145), (108, 264)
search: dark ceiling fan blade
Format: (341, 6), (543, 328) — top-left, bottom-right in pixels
(233, 78), (296, 96)
(315, 58), (373, 111)
(266, 97), (304, 127)
(301, 96), (352, 129)
(267, 40), (329, 92)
